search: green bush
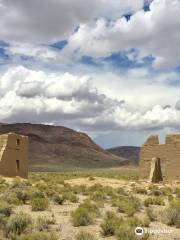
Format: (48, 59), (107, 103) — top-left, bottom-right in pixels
(62, 192), (79, 203)
(1, 191), (20, 205)
(116, 187), (128, 196)
(0, 214), (8, 230)
(115, 224), (136, 240)
(134, 187), (147, 195)
(17, 232), (58, 240)
(160, 199), (180, 227)
(126, 216), (150, 228)
(0, 201), (12, 217)
(16, 191), (29, 204)
(149, 189), (163, 196)
(76, 230), (97, 240)
(6, 212), (32, 236)
(144, 197), (165, 207)
(30, 192), (49, 212)
(174, 188), (180, 198)
(35, 216), (55, 231)
(53, 194), (65, 205)
(88, 177), (95, 181)
(68, 193), (79, 203)
(160, 187), (173, 196)
(11, 178), (26, 189)
(90, 190), (107, 202)
(31, 197), (49, 211)
(72, 185), (87, 195)
(146, 207), (157, 222)
(71, 202), (99, 226)
(113, 195), (141, 216)
(101, 211), (120, 236)
(31, 191), (45, 199)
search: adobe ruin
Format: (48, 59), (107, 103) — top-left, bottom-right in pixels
(139, 134), (180, 182)
(0, 133), (28, 178)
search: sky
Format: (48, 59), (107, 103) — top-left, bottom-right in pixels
(0, 0), (180, 148)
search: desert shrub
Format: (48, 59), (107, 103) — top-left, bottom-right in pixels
(71, 202), (99, 226)
(151, 190), (163, 196)
(168, 194), (174, 202)
(134, 187), (147, 195)
(35, 217), (55, 231)
(160, 199), (180, 227)
(30, 190), (49, 211)
(113, 195), (141, 216)
(0, 184), (8, 193)
(116, 187), (128, 196)
(31, 191), (45, 199)
(6, 212), (32, 236)
(0, 214), (8, 230)
(16, 191), (29, 204)
(88, 184), (104, 194)
(126, 216), (150, 228)
(0, 201), (12, 217)
(68, 193), (79, 203)
(160, 187), (173, 196)
(101, 211), (149, 238)
(101, 211), (120, 236)
(17, 232), (58, 240)
(72, 185), (87, 195)
(115, 221), (149, 240)
(62, 192), (79, 203)
(103, 186), (115, 197)
(90, 190), (107, 202)
(76, 230), (97, 240)
(52, 194), (65, 205)
(148, 185), (159, 191)
(0, 176), (6, 184)
(146, 207), (157, 222)
(115, 224), (136, 240)
(11, 178), (26, 189)
(87, 184), (114, 198)
(31, 196), (49, 211)
(89, 176), (95, 181)
(144, 197), (165, 207)
(1, 191), (20, 205)
(174, 188), (180, 198)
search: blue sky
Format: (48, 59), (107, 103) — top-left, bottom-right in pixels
(0, 0), (180, 148)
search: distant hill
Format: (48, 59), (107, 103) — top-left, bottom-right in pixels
(0, 123), (127, 171)
(107, 146), (140, 165)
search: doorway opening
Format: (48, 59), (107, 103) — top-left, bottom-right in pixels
(149, 157), (163, 183)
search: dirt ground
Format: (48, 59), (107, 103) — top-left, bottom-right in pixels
(10, 176), (180, 240)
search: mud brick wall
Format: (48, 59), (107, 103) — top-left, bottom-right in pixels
(0, 133), (28, 178)
(139, 134), (180, 181)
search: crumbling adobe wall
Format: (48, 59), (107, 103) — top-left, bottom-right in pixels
(0, 133), (28, 178)
(139, 134), (180, 181)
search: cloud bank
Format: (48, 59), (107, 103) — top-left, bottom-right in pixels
(1, 66), (180, 133)
(0, 0), (143, 43)
(0, 0), (180, 145)
(63, 0), (180, 69)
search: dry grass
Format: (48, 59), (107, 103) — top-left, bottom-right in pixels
(0, 170), (179, 240)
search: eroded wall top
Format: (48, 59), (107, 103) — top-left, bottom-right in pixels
(143, 134), (180, 146)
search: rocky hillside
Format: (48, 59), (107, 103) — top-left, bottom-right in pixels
(107, 146), (140, 165)
(0, 123), (126, 171)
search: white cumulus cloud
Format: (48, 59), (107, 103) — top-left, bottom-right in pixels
(0, 0), (143, 43)
(1, 66), (180, 132)
(63, 0), (180, 69)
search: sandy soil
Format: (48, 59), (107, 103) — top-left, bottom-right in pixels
(11, 177), (180, 240)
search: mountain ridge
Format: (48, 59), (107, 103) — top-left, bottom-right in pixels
(0, 123), (127, 171)
(107, 146), (140, 165)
